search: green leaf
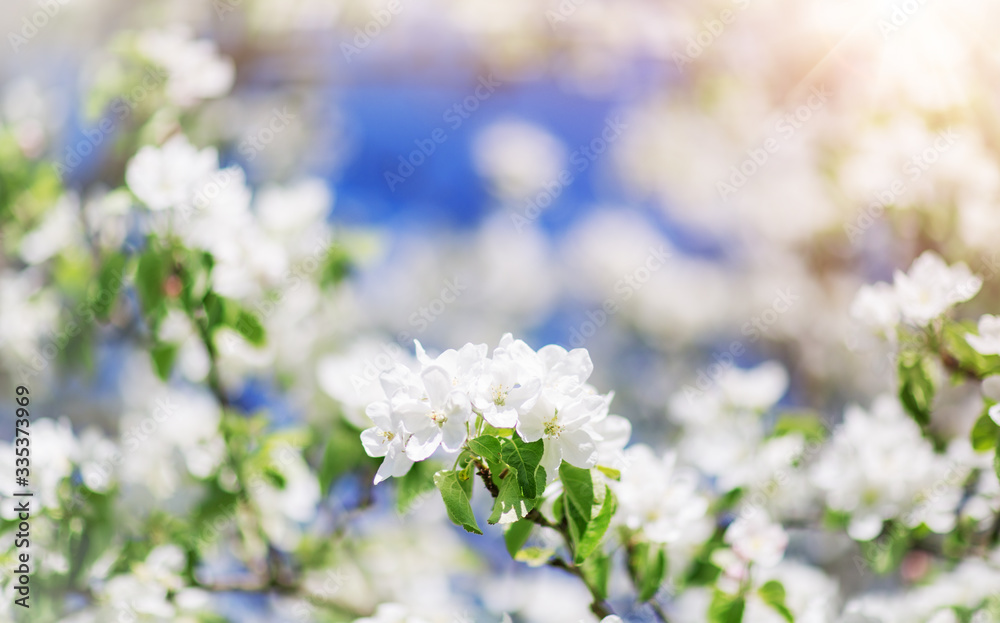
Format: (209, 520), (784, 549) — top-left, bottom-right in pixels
(773, 412), (828, 443)
(490, 466), (546, 525)
(397, 460), (439, 514)
(469, 435), (503, 463)
(500, 436), (545, 499)
(559, 462), (594, 552)
(204, 292), (233, 329)
(551, 493), (565, 525)
(321, 245), (353, 287)
(685, 558), (722, 587)
(178, 249), (213, 309)
(758, 581), (794, 622)
(943, 321), (1000, 378)
(708, 591), (746, 623)
(234, 308), (266, 346)
(823, 508), (852, 530)
(581, 551), (612, 601)
(638, 547), (667, 602)
(758, 580), (786, 603)
(574, 486), (616, 563)
(150, 342), (178, 381)
(898, 352), (935, 427)
(860, 522), (910, 574)
(595, 465), (621, 480)
(489, 473), (533, 525)
(628, 541), (650, 582)
(136, 247), (166, 313)
(711, 487), (744, 514)
(92, 252), (126, 320)
(433, 470), (482, 535)
(504, 519), (534, 557)
(995, 444), (1000, 484)
(628, 542), (668, 601)
(971, 409), (1000, 452)
(514, 547), (554, 567)
(264, 466), (287, 488)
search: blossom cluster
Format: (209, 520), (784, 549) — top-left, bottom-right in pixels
(851, 250), (982, 330)
(361, 334), (630, 484)
(811, 394), (966, 541)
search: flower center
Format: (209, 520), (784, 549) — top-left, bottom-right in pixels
(492, 384), (509, 406)
(430, 410), (448, 426)
(543, 417), (565, 438)
(380, 430), (395, 442)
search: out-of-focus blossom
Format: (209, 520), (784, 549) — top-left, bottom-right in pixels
(811, 395), (963, 541)
(892, 251), (981, 327)
(613, 444), (711, 545)
(967, 314), (1000, 356)
(724, 512), (788, 568)
(125, 135), (218, 211)
(136, 25), (235, 107)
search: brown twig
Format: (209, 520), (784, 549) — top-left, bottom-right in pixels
(474, 459), (616, 618)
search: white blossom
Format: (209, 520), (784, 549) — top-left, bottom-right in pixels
(136, 25), (235, 107)
(125, 135), (218, 211)
(613, 444), (711, 545)
(893, 251), (981, 326)
(724, 512), (788, 568)
(967, 314), (1000, 355)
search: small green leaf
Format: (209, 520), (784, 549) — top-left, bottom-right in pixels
(551, 493), (565, 525)
(264, 467), (287, 488)
(489, 474), (532, 524)
(433, 470), (482, 535)
(682, 529), (725, 588)
(581, 551), (612, 601)
(559, 462), (594, 552)
(758, 580), (794, 622)
(757, 580), (785, 603)
(861, 522), (910, 574)
(136, 247), (166, 313)
(773, 412), (828, 443)
(490, 466), (546, 525)
(629, 542), (668, 601)
(321, 245), (353, 288)
(469, 435), (503, 464)
(638, 547), (667, 602)
(150, 342), (178, 381)
(204, 292), (234, 329)
(708, 591), (746, 623)
(685, 558), (722, 587)
(500, 436), (545, 499)
(504, 519), (533, 557)
(943, 321), (1000, 378)
(971, 409), (1000, 452)
(574, 486), (615, 563)
(92, 252), (126, 320)
(995, 444), (1000, 484)
(898, 351), (935, 427)
(595, 465), (621, 480)
(514, 547), (554, 567)
(235, 309), (266, 346)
